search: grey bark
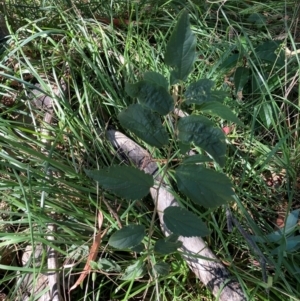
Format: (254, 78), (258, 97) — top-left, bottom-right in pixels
(19, 82), (66, 301)
(21, 244), (50, 301)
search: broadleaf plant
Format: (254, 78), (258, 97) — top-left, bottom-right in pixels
(143, 71), (169, 90)
(120, 259), (147, 280)
(163, 207), (210, 237)
(108, 224), (146, 249)
(118, 104), (169, 147)
(154, 238), (183, 255)
(85, 166), (153, 200)
(124, 80), (174, 115)
(165, 10), (197, 84)
(175, 165), (235, 208)
(199, 102), (243, 126)
(184, 79), (216, 104)
(154, 262), (170, 276)
(177, 115), (227, 166)
(86, 10), (242, 256)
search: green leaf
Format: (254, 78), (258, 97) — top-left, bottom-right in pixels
(108, 224), (146, 249)
(154, 262), (170, 276)
(154, 238), (182, 255)
(252, 231), (282, 244)
(131, 243), (144, 253)
(286, 209), (300, 231)
(89, 260), (99, 270)
(257, 103), (273, 129)
(234, 67), (249, 92)
(255, 40), (280, 57)
(182, 154), (212, 165)
(247, 13), (266, 27)
(178, 141), (190, 155)
(254, 40), (285, 66)
(121, 260), (147, 280)
(252, 228), (293, 244)
(125, 81), (173, 115)
(210, 90), (228, 103)
(144, 71), (169, 90)
(165, 233), (180, 243)
(141, 80), (173, 115)
(252, 210), (300, 244)
(118, 104), (169, 147)
(97, 258), (121, 272)
(175, 165), (234, 208)
(163, 207), (210, 237)
(250, 69), (269, 94)
(85, 166), (153, 200)
(220, 53), (240, 70)
(271, 236), (300, 255)
(165, 11), (196, 83)
(184, 79), (215, 105)
(285, 236), (300, 252)
(92, 271), (97, 282)
(125, 82), (139, 98)
(178, 115), (226, 166)
(199, 101), (243, 126)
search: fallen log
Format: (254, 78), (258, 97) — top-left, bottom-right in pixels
(106, 129), (246, 301)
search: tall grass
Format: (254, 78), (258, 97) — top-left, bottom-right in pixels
(0, 0), (299, 300)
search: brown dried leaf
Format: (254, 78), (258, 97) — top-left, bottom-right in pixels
(69, 211), (107, 292)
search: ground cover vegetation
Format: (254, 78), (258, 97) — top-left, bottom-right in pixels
(0, 0), (300, 300)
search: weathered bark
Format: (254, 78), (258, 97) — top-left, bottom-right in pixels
(106, 129), (246, 301)
(46, 224), (62, 301)
(36, 82), (67, 301)
(20, 82), (66, 301)
(21, 244), (49, 301)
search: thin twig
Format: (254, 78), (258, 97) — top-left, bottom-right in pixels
(102, 198), (123, 229)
